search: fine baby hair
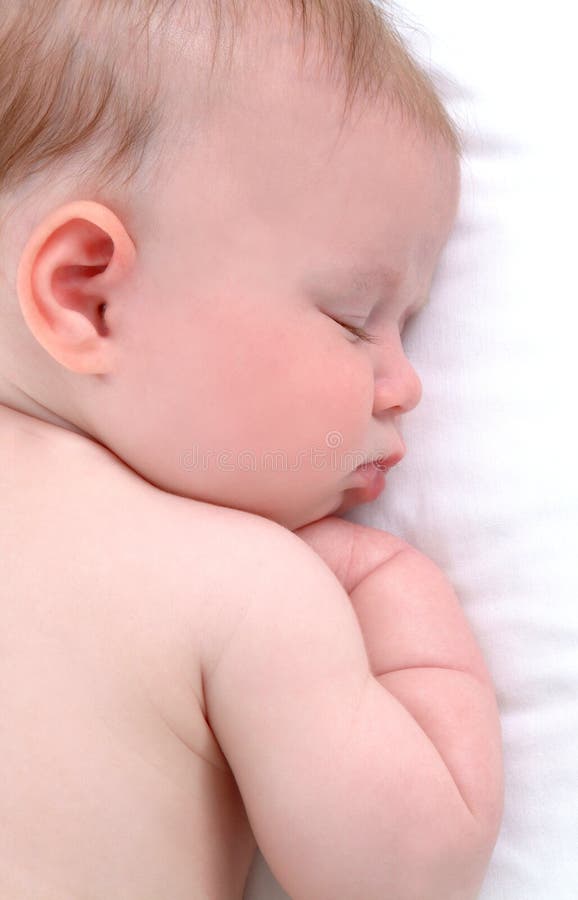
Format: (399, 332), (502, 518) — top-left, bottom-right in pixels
(0, 0), (461, 258)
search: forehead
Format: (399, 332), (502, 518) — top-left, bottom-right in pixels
(200, 57), (457, 207)
(162, 6), (460, 178)
(160, 20), (460, 290)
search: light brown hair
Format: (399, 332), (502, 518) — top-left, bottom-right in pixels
(0, 0), (462, 242)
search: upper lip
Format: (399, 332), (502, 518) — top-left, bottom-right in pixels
(368, 444), (406, 470)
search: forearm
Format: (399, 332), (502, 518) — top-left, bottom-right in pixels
(350, 549), (504, 838)
(296, 516), (503, 841)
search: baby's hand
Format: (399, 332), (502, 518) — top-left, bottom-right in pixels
(296, 514), (494, 688)
(294, 515), (409, 595)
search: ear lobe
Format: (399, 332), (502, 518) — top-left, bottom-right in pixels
(16, 201), (136, 375)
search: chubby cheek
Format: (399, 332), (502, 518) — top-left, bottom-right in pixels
(219, 320), (372, 459)
(117, 305), (373, 512)
(323, 356), (374, 460)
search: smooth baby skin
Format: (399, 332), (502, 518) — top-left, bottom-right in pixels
(1, 405), (258, 898)
(1, 406), (503, 899)
(0, 12), (503, 900)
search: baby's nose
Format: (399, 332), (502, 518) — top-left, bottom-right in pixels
(372, 349), (423, 416)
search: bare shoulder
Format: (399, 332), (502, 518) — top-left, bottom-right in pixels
(140, 491), (333, 680)
(0, 402), (303, 677)
(1, 403), (340, 702)
(69, 434), (325, 683)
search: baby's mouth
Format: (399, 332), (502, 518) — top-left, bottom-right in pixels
(337, 464), (387, 511)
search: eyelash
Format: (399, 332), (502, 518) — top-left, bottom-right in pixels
(333, 318), (380, 345)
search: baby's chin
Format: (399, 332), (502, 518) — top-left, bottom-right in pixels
(190, 476), (367, 532)
(328, 491), (375, 521)
(332, 494), (362, 519)
(264, 489), (367, 532)
(228, 492), (338, 532)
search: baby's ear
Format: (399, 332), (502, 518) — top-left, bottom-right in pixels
(16, 200), (136, 374)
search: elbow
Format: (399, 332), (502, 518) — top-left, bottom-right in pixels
(396, 828), (499, 900)
(417, 804), (504, 900)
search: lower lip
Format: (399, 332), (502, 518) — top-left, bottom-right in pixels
(352, 463), (387, 501)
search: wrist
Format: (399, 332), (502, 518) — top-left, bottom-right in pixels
(294, 516), (411, 594)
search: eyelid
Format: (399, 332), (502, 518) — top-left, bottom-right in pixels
(347, 323), (380, 344)
(332, 317), (380, 344)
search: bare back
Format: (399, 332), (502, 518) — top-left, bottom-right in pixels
(0, 405), (257, 899)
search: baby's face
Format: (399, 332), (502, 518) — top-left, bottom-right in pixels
(94, 50), (460, 531)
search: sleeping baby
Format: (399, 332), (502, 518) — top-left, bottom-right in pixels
(0, 1), (504, 897)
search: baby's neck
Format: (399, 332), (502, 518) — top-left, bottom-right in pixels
(0, 380), (85, 437)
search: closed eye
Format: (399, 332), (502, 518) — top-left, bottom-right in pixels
(331, 317), (380, 345)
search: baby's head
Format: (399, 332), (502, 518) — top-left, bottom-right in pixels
(0, 0), (461, 530)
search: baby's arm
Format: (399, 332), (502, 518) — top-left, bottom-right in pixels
(295, 516), (504, 834)
(202, 517), (503, 900)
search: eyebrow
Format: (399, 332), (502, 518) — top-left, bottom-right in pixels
(306, 265), (430, 313)
(342, 268), (432, 313)
(315, 265), (404, 296)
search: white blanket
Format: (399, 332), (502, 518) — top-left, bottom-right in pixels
(245, 2), (578, 897)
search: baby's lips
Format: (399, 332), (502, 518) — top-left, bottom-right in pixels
(336, 476), (386, 515)
(372, 446), (406, 471)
